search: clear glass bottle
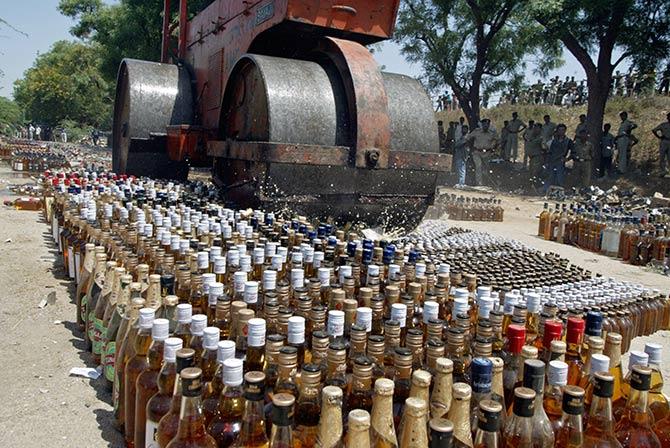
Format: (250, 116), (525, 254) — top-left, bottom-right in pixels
(614, 366), (662, 448)
(207, 358), (244, 448)
(232, 371), (269, 448)
(473, 400), (502, 448)
(644, 342), (670, 423)
(544, 360), (569, 433)
(503, 387), (535, 448)
(269, 393), (295, 448)
(583, 372), (622, 448)
(156, 348), (197, 448)
(554, 385), (585, 448)
(294, 364), (322, 448)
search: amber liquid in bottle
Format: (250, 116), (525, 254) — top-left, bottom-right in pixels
(614, 366), (662, 448)
(293, 364), (322, 448)
(232, 371), (269, 448)
(156, 348), (197, 448)
(207, 358), (244, 448)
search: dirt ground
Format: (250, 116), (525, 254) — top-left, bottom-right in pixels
(0, 164), (667, 447)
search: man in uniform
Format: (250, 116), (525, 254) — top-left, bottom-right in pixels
(574, 114), (587, 138)
(570, 128), (594, 188)
(522, 119), (535, 169)
(453, 125), (470, 187)
(545, 123), (574, 191)
(615, 111), (637, 174)
(652, 112), (670, 177)
(541, 115), (557, 149)
(465, 118), (498, 186)
(600, 123), (615, 178)
(505, 112), (526, 163)
(525, 122), (544, 187)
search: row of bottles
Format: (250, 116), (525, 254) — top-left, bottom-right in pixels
(538, 203), (670, 269)
(44, 169), (670, 447)
(443, 195), (505, 222)
(10, 150), (67, 171)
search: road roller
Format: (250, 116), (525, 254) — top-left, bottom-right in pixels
(112, 0), (450, 228)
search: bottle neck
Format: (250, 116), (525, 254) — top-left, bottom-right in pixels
(318, 400), (343, 448)
(588, 395), (615, 430)
(176, 394), (207, 438)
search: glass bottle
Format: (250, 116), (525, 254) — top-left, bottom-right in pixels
(554, 385), (585, 448)
(317, 385), (343, 448)
(653, 415), (670, 447)
(614, 366), (662, 448)
(502, 324), (525, 407)
(346, 409), (371, 448)
(447, 383), (473, 448)
(165, 367), (217, 448)
(349, 356), (375, 413)
(503, 387), (535, 448)
(565, 317), (585, 386)
(371, 378), (399, 448)
(544, 360), (569, 432)
(245, 318), (266, 373)
(156, 348), (197, 448)
(392, 347), (413, 429)
(274, 346), (299, 399)
(294, 364), (322, 448)
(200, 327), (220, 384)
(268, 393), (295, 448)
(202, 340), (236, 426)
(473, 400), (502, 448)
(398, 397), (429, 448)
(174, 303), (193, 347)
(233, 371), (269, 448)
(469, 358), (493, 433)
(583, 372), (622, 448)
(644, 342), (670, 422)
(522, 359), (554, 447)
(188, 314), (208, 366)
(207, 358), (244, 448)
(145, 337), (184, 448)
(429, 418), (454, 448)
(431, 357), (454, 420)
(489, 357), (505, 419)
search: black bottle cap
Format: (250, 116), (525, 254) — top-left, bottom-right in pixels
(271, 393), (295, 426)
(523, 359), (546, 394)
(513, 387), (536, 417)
(478, 400), (503, 432)
(593, 372), (615, 398)
(630, 365), (652, 391)
(429, 418), (454, 448)
(175, 348), (196, 373)
(243, 371), (266, 400)
(180, 367), (202, 397)
(562, 385), (585, 415)
(471, 357), (493, 394)
(585, 311), (603, 336)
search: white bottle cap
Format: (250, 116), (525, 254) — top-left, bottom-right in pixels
(477, 297), (494, 319)
(415, 262), (426, 277)
(244, 281), (259, 304)
(367, 264), (380, 278)
(313, 251), (324, 267)
(590, 354), (610, 374)
(391, 303), (407, 328)
(503, 293), (520, 314)
(477, 286), (491, 298)
(253, 248), (265, 264)
(548, 360), (568, 386)
(163, 337), (183, 363)
(339, 265), (352, 284)
(239, 255), (252, 272)
(438, 263), (450, 274)
(288, 316), (306, 344)
(423, 301), (439, 323)
(644, 343), (662, 365)
(217, 340), (236, 364)
(233, 271), (247, 293)
(291, 268), (304, 288)
(208, 282), (224, 306)
(202, 273), (216, 294)
(151, 318), (170, 341)
(227, 249), (240, 266)
(179, 239), (189, 254)
(139, 308), (155, 329)
(190, 314), (207, 336)
(271, 255), (283, 270)
(318, 267), (331, 286)
(209, 246), (222, 262)
(526, 293), (541, 313)
(388, 264), (401, 279)
(327, 310), (345, 337)
(292, 251), (303, 264)
(628, 351), (649, 372)
(453, 288), (470, 300)
(161, 232), (171, 245)
(265, 243), (277, 258)
(223, 358), (244, 387)
(203, 327), (220, 350)
(356, 307), (373, 332)
(170, 236), (180, 251)
(453, 299), (469, 318)
(262, 270), (277, 291)
(247, 318), (266, 347)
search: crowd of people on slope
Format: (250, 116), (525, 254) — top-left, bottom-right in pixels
(17, 124), (103, 146)
(439, 111), (670, 193)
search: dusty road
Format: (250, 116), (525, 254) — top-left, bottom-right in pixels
(0, 166), (667, 447)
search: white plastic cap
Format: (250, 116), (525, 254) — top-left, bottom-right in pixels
(244, 281), (259, 304)
(288, 316), (306, 344)
(209, 282), (224, 306)
(318, 267), (331, 286)
(139, 308), (155, 329)
(233, 271), (247, 292)
(190, 314), (208, 336)
(628, 350), (649, 372)
(327, 310), (345, 337)
(214, 256), (226, 274)
(391, 303), (407, 328)
(151, 318), (170, 341)
(217, 340), (236, 364)
(356, 307), (373, 332)
(423, 301), (440, 324)
(548, 360), (568, 386)
(223, 358), (244, 387)
(176, 303), (192, 324)
(262, 270), (277, 291)
(163, 337), (183, 363)
(644, 343), (662, 365)
(203, 327), (220, 350)
(526, 293), (542, 313)
(291, 268), (304, 288)
(247, 318), (266, 347)
(590, 354), (610, 374)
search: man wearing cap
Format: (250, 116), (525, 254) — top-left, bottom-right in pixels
(615, 111), (638, 174)
(652, 112), (670, 177)
(570, 128), (594, 188)
(465, 119), (499, 186)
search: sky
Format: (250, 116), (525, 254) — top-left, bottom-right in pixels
(0, 0), (600, 100)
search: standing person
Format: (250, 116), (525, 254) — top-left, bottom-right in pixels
(545, 124), (574, 191)
(446, 122), (456, 154)
(522, 119), (536, 169)
(599, 123), (615, 178)
(437, 121), (447, 152)
(541, 115), (557, 149)
(453, 125), (470, 188)
(574, 114), (587, 138)
(500, 120), (510, 159)
(35, 125), (42, 141)
(91, 129), (100, 146)
(28, 124), (35, 140)
(615, 111), (637, 174)
(506, 112), (526, 163)
(525, 122), (544, 187)
(454, 116), (466, 140)
(652, 112), (670, 177)
(61, 127), (68, 143)
(570, 129), (594, 188)
(465, 118), (498, 186)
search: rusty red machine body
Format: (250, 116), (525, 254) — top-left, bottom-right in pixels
(112, 0), (449, 228)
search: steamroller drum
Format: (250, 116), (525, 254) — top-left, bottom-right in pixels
(220, 54), (343, 146)
(382, 72), (440, 153)
(112, 59), (194, 179)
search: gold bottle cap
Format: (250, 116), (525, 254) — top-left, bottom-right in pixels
(331, 288), (345, 300)
(479, 399), (502, 414)
(436, 357), (454, 374)
(149, 273), (161, 283)
(244, 371), (266, 385)
(489, 356), (504, 372)
(588, 336), (605, 350)
(322, 385), (343, 404)
(521, 345), (538, 359)
(404, 397), (428, 417)
(272, 392), (295, 408)
(429, 418), (454, 433)
(120, 273), (133, 283)
(137, 263), (150, 273)
(385, 285), (400, 299)
(279, 346), (298, 366)
(359, 287), (373, 300)
(238, 308), (254, 322)
(231, 300), (248, 315)
(408, 282), (422, 295)
(348, 409), (371, 431)
(551, 340), (566, 354)
(452, 382), (471, 400)
(164, 295), (179, 306)
(514, 386), (536, 400)
(180, 366), (202, 380)
(412, 369), (432, 388)
(375, 378), (395, 395)
(343, 298), (358, 311)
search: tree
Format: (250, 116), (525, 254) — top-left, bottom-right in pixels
(394, 0), (561, 128)
(532, 0), (670, 155)
(13, 40), (111, 127)
(0, 96), (23, 135)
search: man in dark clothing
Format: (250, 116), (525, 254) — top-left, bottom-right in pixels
(599, 123), (615, 178)
(544, 123), (574, 192)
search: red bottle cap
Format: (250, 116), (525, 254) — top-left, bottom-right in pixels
(507, 324), (526, 353)
(543, 320), (563, 348)
(566, 317), (585, 344)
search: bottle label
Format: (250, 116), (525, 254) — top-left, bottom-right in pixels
(67, 246), (75, 279)
(92, 317), (105, 355)
(104, 342), (116, 382)
(145, 420), (159, 448)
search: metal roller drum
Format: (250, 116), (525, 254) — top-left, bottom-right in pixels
(220, 54), (341, 146)
(382, 72), (439, 153)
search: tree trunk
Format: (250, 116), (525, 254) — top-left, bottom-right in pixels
(585, 69), (613, 176)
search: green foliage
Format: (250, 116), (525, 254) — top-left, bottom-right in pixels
(13, 40), (112, 128)
(59, 118), (93, 143)
(0, 96), (23, 136)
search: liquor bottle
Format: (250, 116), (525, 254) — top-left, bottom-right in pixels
(200, 327), (220, 384)
(614, 366), (662, 448)
(392, 347), (413, 428)
(202, 340), (236, 426)
(346, 410), (371, 448)
(613, 350), (649, 421)
(579, 336), (605, 389)
(473, 400), (502, 448)
(644, 342), (670, 422)
(554, 385), (585, 448)
(565, 317), (585, 386)
(545, 359), (569, 432)
(245, 318), (266, 373)
(431, 358), (454, 420)
(233, 371), (269, 448)
(269, 393), (295, 448)
(524, 293), (541, 344)
(538, 203), (550, 237)
(583, 372), (622, 448)
(105, 275), (134, 390)
(317, 385), (343, 448)
(371, 378), (398, 448)
(469, 358), (492, 432)
(503, 387), (535, 448)
(122, 307), (154, 440)
(294, 364), (322, 448)
(76, 243), (97, 331)
(134, 318), (169, 448)
(174, 304), (193, 346)
(447, 383), (473, 448)
(165, 367), (217, 448)
(502, 324), (525, 407)
(207, 357), (244, 448)
(398, 397), (429, 448)
(274, 346), (299, 399)
(145, 337), (184, 448)
(539, 320), (562, 363)
(188, 314), (208, 366)
(156, 348), (197, 448)
(604, 333), (625, 408)
(287, 316), (306, 366)
(350, 356), (375, 413)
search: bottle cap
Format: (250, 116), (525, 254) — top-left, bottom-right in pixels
(630, 365), (652, 391)
(217, 340), (236, 364)
(543, 320), (563, 347)
(523, 359), (546, 394)
(180, 367), (203, 397)
(233, 271), (247, 292)
(190, 314), (207, 336)
(327, 310), (345, 337)
(471, 357), (493, 394)
(644, 342), (662, 365)
(348, 409), (370, 431)
(478, 400), (503, 432)
(593, 372), (615, 398)
(291, 268), (304, 288)
(262, 269), (277, 291)
(288, 316), (305, 344)
(436, 357), (454, 374)
(390, 303), (407, 328)
(590, 354), (610, 374)
(512, 387), (536, 417)
(139, 308), (155, 329)
(318, 267), (331, 286)
(243, 280), (259, 304)
(176, 303), (192, 324)
(585, 311), (603, 336)
(526, 292), (541, 313)
(163, 337), (183, 363)
(197, 251), (209, 269)
(404, 397), (428, 417)
(223, 358), (244, 387)
(208, 282), (224, 305)
(247, 318), (266, 347)
(423, 301), (439, 324)
(566, 317), (585, 344)
(201, 273), (216, 292)
(214, 256), (226, 274)
(253, 248), (265, 264)
(548, 360), (568, 386)
(628, 350), (649, 372)
(375, 378), (395, 395)
(452, 382), (472, 400)
(562, 385), (585, 415)
(175, 348), (196, 373)
(151, 318), (169, 341)
(203, 327), (220, 350)
(356, 307), (373, 332)
(507, 324), (526, 353)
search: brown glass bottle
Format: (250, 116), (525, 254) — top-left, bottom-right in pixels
(207, 358), (244, 448)
(293, 364), (322, 448)
(349, 356), (375, 413)
(614, 366), (662, 448)
(392, 347), (413, 430)
(583, 372), (622, 448)
(156, 348), (197, 448)
(232, 371), (269, 448)
(202, 340), (236, 427)
(554, 385), (585, 448)
(565, 317), (585, 386)
(346, 409), (371, 448)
